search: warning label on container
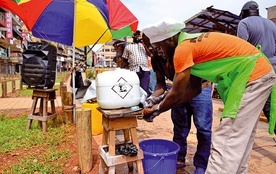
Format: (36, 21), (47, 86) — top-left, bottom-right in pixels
(111, 77), (133, 99)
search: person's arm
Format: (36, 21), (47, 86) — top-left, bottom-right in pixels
(143, 56), (167, 108)
(143, 68), (201, 119)
(121, 46), (129, 60)
(151, 67), (167, 96)
(158, 68), (201, 112)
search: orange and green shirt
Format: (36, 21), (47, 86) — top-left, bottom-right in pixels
(174, 32), (272, 81)
(174, 32), (275, 134)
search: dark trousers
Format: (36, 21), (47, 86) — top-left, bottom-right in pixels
(70, 71), (84, 88)
(136, 69), (150, 96)
(263, 94), (276, 134)
(171, 85), (213, 169)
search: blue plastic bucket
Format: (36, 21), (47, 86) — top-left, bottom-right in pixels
(139, 139), (180, 174)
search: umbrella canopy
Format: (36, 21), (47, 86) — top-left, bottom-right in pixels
(0, 0), (138, 47)
(1, 0), (138, 123)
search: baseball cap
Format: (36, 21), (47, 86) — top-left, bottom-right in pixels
(241, 1), (259, 11)
(240, 1), (259, 18)
(142, 17), (185, 43)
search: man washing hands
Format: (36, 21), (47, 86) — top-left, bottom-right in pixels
(141, 17), (276, 174)
(143, 91), (168, 122)
(143, 74), (201, 122)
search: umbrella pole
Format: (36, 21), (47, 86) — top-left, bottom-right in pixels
(72, 47), (76, 124)
(72, 0), (77, 124)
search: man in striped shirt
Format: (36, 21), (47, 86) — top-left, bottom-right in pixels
(122, 30), (151, 96)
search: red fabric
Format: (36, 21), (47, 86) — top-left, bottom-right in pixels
(0, 0), (52, 30)
(107, 0), (138, 30)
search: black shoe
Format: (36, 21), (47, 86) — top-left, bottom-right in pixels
(176, 160), (186, 168)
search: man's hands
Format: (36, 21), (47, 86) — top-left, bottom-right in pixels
(144, 95), (162, 108)
(143, 103), (160, 122)
(143, 91), (168, 122)
(144, 91), (168, 108)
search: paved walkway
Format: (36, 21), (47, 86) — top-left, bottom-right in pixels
(0, 96), (275, 173)
(93, 99), (276, 174)
(0, 97), (63, 110)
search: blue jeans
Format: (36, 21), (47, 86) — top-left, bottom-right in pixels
(171, 85), (213, 169)
(149, 70), (157, 95)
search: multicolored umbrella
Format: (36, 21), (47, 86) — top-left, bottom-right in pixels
(0, 0), (138, 47)
(12, 0), (30, 4)
(0, 0), (138, 122)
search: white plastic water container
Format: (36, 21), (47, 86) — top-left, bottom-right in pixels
(96, 69), (141, 109)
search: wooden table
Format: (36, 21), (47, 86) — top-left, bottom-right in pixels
(97, 107), (144, 174)
(26, 88), (57, 133)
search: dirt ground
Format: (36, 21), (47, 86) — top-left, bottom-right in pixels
(0, 91), (101, 174)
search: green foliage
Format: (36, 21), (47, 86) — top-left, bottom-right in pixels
(55, 72), (70, 83)
(0, 116), (66, 153)
(3, 152), (66, 174)
(0, 116), (71, 173)
(0, 113), (5, 121)
(45, 148), (70, 162)
(85, 67), (96, 79)
(18, 87), (32, 97)
(0, 72), (73, 173)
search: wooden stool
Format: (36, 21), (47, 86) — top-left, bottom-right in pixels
(97, 107), (144, 174)
(26, 88), (57, 133)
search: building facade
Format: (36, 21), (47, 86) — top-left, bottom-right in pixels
(0, 8), (86, 76)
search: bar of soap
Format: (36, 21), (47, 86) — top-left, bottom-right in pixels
(130, 106), (140, 111)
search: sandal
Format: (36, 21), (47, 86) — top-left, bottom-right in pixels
(176, 160), (186, 168)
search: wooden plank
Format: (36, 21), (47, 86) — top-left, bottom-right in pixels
(12, 80), (16, 93)
(26, 89), (57, 132)
(103, 117), (137, 131)
(27, 87), (57, 92)
(109, 131), (116, 156)
(98, 107), (142, 118)
(1, 81), (7, 98)
(99, 145), (143, 166)
(27, 113), (57, 122)
(76, 109), (93, 173)
(102, 128), (108, 145)
(64, 92), (73, 123)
